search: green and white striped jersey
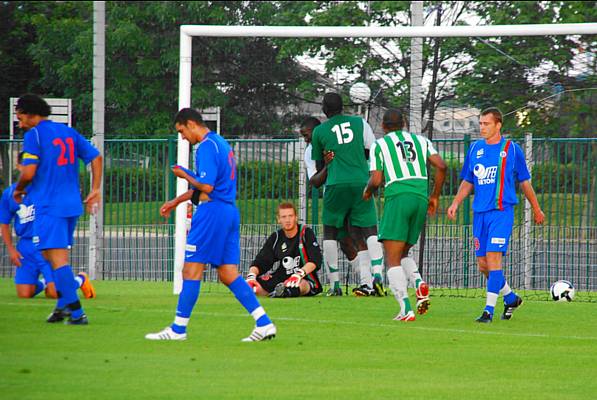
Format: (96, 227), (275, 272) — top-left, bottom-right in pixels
(370, 130), (438, 199)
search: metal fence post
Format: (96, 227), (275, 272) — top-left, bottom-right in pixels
(524, 132), (533, 289)
(463, 134), (471, 288)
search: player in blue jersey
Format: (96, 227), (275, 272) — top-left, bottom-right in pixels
(447, 107), (544, 323)
(145, 108), (276, 342)
(13, 94), (102, 325)
(1, 152), (96, 300)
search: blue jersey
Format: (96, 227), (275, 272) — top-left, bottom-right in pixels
(0, 184), (35, 238)
(21, 120), (100, 217)
(194, 132), (236, 204)
(461, 137), (531, 213)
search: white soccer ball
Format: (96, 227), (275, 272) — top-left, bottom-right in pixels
(550, 280), (575, 302)
(349, 82), (371, 104)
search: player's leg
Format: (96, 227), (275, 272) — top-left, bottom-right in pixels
(41, 215), (88, 325)
(342, 223), (374, 296)
(401, 196), (431, 314)
(252, 277), (275, 297)
(15, 284), (40, 298)
(323, 225), (342, 296)
(220, 265), (276, 341)
(46, 248), (88, 324)
(219, 204), (275, 341)
(145, 261), (204, 341)
(384, 240), (414, 321)
(485, 207), (521, 320)
(14, 239), (49, 298)
(322, 185), (353, 296)
(35, 250), (58, 298)
(350, 189), (384, 296)
(14, 264), (46, 298)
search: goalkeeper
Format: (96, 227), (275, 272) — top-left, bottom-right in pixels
(246, 202), (323, 298)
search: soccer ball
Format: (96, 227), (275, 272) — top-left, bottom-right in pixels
(550, 280), (575, 302)
(349, 82), (371, 104)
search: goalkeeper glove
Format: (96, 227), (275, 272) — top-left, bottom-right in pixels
(284, 269), (306, 288)
(246, 272), (259, 292)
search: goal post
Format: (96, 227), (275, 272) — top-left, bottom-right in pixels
(174, 22), (597, 294)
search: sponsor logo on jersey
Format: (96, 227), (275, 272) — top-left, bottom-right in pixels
(200, 171), (207, 178)
(185, 244), (196, 252)
(16, 204), (35, 224)
(500, 151), (507, 158)
(281, 243), (287, 252)
(33, 236), (39, 244)
(473, 164), (497, 185)
(282, 256), (300, 273)
(490, 237), (506, 245)
(474, 237), (480, 251)
(476, 148), (484, 159)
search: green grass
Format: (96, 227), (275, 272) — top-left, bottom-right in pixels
(1, 279), (596, 399)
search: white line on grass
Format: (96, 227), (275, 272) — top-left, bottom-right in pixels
(4, 301), (596, 341)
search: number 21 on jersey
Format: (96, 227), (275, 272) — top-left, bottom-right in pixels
(332, 122), (354, 144)
(53, 137), (75, 166)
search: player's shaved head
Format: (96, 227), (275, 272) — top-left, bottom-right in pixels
(174, 108), (206, 126)
(322, 92), (343, 118)
(382, 109), (405, 131)
(15, 94), (51, 117)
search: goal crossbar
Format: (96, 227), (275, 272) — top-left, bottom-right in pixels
(173, 22), (597, 293)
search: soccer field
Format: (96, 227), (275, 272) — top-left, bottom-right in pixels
(0, 279), (595, 400)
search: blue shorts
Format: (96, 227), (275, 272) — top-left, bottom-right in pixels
(185, 201), (240, 267)
(14, 238), (54, 285)
(473, 207), (514, 257)
(33, 214), (78, 250)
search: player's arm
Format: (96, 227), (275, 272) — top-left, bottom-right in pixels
(285, 229), (318, 288)
(309, 151), (334, 188)
(14, 132), (41, 203)
(171, 165), (214, 194)
(0, 224), (21, 267)
(13, 165), (36, 204)
(513, 143), (544, 225)
(362, 119), (376, 160)
(159, 189), (194, 218)
(363, 171), (383, 201)
(519, 180), (545, 225)
(447, 181), (473, 220)
(363, 142), (383, 200)
(427, 154), (447, 216)
(83, 154), (103, 214)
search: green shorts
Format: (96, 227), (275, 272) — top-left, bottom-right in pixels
(323, 184), (378, 228)
(379, 193), (427, 244)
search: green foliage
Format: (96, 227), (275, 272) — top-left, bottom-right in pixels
(103, 167), (166, 202)
(532, 162), (591, 194)
(237, 161), (300, 199)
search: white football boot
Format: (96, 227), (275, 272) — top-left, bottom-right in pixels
(241, 323), (277, 342)
(145, 326), (187, 341)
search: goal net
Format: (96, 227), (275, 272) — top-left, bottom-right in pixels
(174, 21), (597, 301)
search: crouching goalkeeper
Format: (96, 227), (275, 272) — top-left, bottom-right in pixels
(246, 202), (323, 298)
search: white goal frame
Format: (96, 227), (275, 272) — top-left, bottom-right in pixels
(173, 22), (597, 293)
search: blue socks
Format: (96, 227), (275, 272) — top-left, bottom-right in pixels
(33, 280), (45, 297)
(171, 279), (201, 334)
(484, 270), (505, 315)
(228, 276), (272, 327)
(53, 265), (84, 319)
